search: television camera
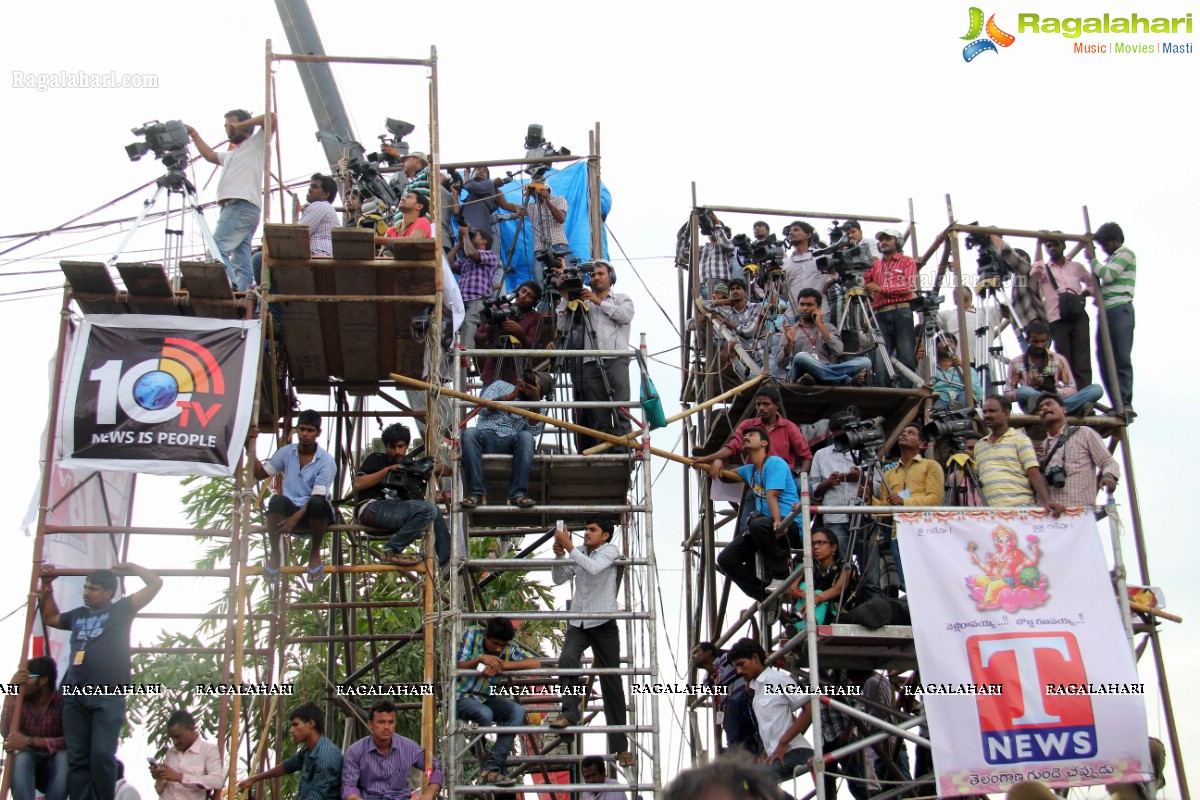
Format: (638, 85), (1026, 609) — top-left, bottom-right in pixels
(924, 407), (979, 455)
(382, 456), (435, 502)
(964, 223), (1011, 282)
(524, 123), (571, 180)
(125, 120), (192, 171)
(732, 232), (787, 272)
(479, 291), (524, 325)
(814, 221), (875, 285)
(832, 406), (886, 457)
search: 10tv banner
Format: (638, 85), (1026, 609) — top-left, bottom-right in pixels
(58, 315), (262, 476)
(898, 509), (1153, 796)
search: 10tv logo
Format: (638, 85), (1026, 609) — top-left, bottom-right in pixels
(88, 336), (226, 429)
(967, 633), (1097, 764)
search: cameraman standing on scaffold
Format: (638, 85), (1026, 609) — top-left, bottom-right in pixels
(186, 110), (274, 291)
(556, 261), (634, 452)
(523, 179), (569, 285)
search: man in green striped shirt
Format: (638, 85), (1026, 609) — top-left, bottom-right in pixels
(1089, 222), (1135, 414)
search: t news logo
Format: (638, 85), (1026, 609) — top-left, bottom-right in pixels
(967, 632), (1097, 764)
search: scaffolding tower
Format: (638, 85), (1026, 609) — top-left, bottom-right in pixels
(676, 194), (1187, 798)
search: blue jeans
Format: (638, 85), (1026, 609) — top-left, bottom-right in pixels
(1098, 302), (1134, 406)
(1016, 383), (1103, 414)
(462, 428), (535, 500)
(63, 694), (125, 800)
(789, 353), (873, 385)
(11, 748), (68, 800)
(456, 695), (526, 773)
(214, 199), (260, 290)
(359, 499), (450, 566)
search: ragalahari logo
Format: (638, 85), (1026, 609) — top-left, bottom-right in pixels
(962, 7), (1017, 61)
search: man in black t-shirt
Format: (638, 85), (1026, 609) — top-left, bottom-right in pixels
(39, 563), (162, 800)
(354, 423), (450, 571)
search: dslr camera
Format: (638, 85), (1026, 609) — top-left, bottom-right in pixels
(1044, 464), (1067, 489)
(383, 456), (435, 502)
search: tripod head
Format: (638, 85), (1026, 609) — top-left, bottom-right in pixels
(155, 167), (198, 195)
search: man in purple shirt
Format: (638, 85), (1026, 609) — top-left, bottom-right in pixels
(342, 701), (442, 800)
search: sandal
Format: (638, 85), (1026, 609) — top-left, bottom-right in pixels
(262, 564), (281, 586)
(479, 770), (517, 787)
(547, 715), (573, 729)
(511, 495), (536, 508)
(378, 552), (423, 568)
(305, 563), (325, 583)
(460, 495), (481, 509)
(616, 751), (635, 768)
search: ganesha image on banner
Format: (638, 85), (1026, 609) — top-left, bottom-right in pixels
(965, 523), (1049, 611)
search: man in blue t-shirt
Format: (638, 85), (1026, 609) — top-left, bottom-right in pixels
(38, 563), (162, 800)
(246, 409), (337, 582)
(717, 426), (802, 604)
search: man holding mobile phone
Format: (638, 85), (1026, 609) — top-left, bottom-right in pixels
(149, 709), (223, 800)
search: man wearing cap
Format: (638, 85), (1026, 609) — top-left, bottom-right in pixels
(1088, 222), (1136, 415)
(460, 371), (550, 508)
(864, 229), (918, 381)
(383, 147), (429, 198)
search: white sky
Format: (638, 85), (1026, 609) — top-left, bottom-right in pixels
(1, 1), (1197, 796)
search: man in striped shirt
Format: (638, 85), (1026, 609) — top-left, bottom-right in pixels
(975, 396), (1064, 514)
(1089, 222), (1136, 414)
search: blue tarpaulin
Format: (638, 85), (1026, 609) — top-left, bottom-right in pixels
(489, 160), (612, 291)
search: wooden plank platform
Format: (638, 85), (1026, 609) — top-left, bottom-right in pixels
(263, 226), (440, 390)
(467, 454), (635, 528)
(179, 261), (240, 320)
(116, 263), (175, 315)
(796, 624), (917, 671)
(60, 260), (250, 318)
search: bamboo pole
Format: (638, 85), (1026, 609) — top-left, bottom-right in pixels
(582, 372), (766, 454)
(389, 373), (740, 481)
(702, 204), (903, 224)
(946, 194), (975, 409)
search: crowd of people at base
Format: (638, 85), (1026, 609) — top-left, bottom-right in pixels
(12, 554), (636, 795)
(694, 213), (1137, 420)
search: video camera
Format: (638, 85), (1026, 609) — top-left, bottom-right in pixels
(126, 120), (192, 171)
(367, 118), (416, 165)
(524, 123), (571, 180)
(964, 223), (1011, 282)
(696, 208), (719, 238)
(832, 406), (886, 456)
(316, 129), (399, 210)
(479, 291), (524, 325)
(554, 258), (593, 300)
(924, 407), (977, 442)
(914, 289), (944, 336)
(813, 222), (874, 284)
(732, 232), (787, 272)
(382, 455), (435, 502)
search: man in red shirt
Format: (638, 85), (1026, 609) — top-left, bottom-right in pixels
(864, 229), (918, 382)
(693, 386), (812, 480)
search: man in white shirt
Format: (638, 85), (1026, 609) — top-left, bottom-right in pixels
(729, 638), (813, 795)
(115, 761), (142, 800)
(186, 110), (275, 291)
(580, 755), (628, 800)
(150, 710), (223, 800)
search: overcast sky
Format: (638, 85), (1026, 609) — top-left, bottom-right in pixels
(1, 1), (1197, 796)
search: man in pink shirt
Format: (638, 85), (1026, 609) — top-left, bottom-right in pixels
(864, 229), (918, 383)
(150, 710), (223, 800)
(1031, 234), (1095, 387)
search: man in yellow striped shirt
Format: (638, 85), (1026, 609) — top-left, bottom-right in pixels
(975, 396), (1064, 514)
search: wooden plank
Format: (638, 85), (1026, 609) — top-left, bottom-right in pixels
(333, 265), (379, 383)
(180, 261), (238, 320)
(270, 262), (327, 385)
(60, 261), (124, 314)
(388, 238), (438, 264)
(312, 264), (344, 378)
(331, 228), (376, 261)
(116, 263), (177, 316)
(263, 224), (311, 260)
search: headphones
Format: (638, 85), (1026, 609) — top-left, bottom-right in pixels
(595, 261), (616, 285)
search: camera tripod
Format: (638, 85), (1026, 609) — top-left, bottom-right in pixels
(971, 274), (1019, 396)
(108, 167), (221, 284)
(835, 455), (904, 605)
(556, 295), (628, 452)
(943, 448), (983, 506)
(837, 284), (899, 387)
